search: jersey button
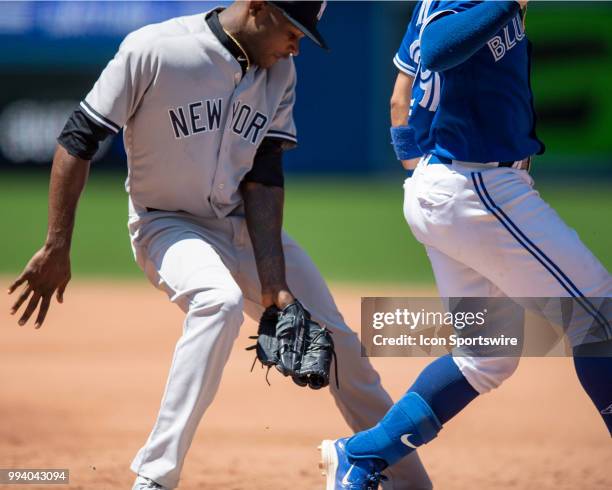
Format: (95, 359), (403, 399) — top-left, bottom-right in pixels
(234, 74), (240, 83)
(218, 183), (225, 190)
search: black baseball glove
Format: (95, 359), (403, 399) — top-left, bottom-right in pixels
(247, 300), (337, 390)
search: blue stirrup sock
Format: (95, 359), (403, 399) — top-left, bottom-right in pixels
(573, 340), (612, 436)
(346, 354), (479, 465)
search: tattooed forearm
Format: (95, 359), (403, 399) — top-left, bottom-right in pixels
(241, 181), (290, 297)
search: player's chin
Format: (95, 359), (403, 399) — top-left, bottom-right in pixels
(259, 54), (281, 69)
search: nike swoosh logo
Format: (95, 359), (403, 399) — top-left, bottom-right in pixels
(341, 464), (356, 485)
(400, 433), (418, 449)
(601, 403), (612, 415)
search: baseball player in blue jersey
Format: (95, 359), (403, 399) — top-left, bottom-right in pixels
(320, 1), (612, 488)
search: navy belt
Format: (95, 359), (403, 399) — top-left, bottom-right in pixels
(428, 154), (531, 171)
(145, 207), (187, 213)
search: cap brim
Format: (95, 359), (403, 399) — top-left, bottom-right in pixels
(282, 13), (329, 51)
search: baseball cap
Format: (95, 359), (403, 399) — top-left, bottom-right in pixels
(268, 1), (329, 51)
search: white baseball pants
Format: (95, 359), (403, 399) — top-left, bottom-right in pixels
(127, 210), (431, 489)
(403, 156), (612, 394)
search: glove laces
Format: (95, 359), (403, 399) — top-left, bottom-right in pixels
(366, 471), (388, 489)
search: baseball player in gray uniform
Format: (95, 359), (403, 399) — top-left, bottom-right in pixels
(7, 2), (432, 489)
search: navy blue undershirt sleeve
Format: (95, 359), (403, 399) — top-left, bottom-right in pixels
(243, 137), (285, 188)
(420, 1), (521, 72)
(57, 108), (114, 160)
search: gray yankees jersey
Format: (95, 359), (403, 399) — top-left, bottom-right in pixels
(81, 9), (297, 218)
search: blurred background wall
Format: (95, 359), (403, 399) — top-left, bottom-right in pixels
(1, 1), (611, 175)
(0, 1), (610, 283)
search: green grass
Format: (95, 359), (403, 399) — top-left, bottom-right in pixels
(284, 178), (432, 283)
(1, 171), (610, 284)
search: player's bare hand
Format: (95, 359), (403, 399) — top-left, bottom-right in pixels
(8, 246), (71, 328)
(262, 289), (295, 310)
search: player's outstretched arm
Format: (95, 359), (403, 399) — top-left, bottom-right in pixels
(420, 1), (523, 72)
(8, 145), (90, 328)
(241, 181), (295, 309)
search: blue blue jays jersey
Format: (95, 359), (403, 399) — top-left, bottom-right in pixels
(394, 0), (544, 162)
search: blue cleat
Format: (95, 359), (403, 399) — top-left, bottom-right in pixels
(319, 438), (388, 489)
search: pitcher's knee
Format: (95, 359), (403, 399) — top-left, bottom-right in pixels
(455, 356), (520, 394)
(217, 285), (244, 314)
(190, 285), (244, 320)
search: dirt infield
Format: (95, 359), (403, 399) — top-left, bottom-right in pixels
(1, 280), (610, 490)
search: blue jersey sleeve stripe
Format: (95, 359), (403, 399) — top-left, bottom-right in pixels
(419, 9), (457, 36)
(393, 55), (417, 76)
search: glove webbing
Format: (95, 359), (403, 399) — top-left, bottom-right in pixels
(247, 328), (340, 389)
(305, 327), (339, 390)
